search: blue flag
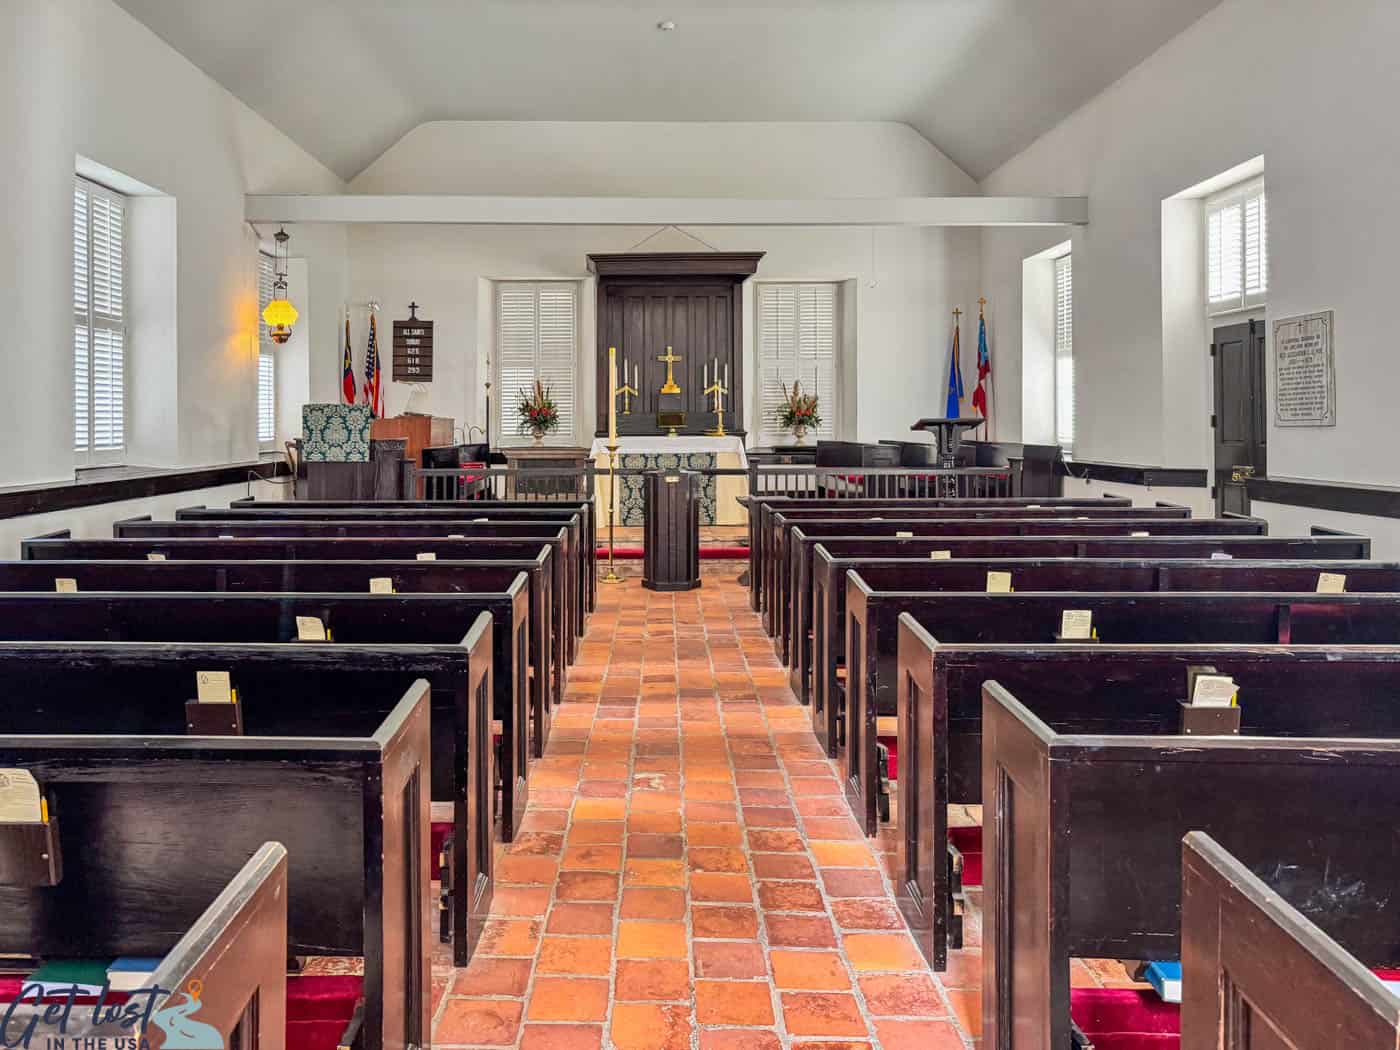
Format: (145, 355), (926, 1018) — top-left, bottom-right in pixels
(944, 318), (964, 418)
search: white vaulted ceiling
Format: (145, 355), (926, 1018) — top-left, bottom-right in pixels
(113, 0), (1223, 182)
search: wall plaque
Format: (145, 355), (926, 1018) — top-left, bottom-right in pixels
(392, 302), (434, 382)
(1273, 311), (1335, 427)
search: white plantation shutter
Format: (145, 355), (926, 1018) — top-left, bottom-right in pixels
(73, 177), (126, 459)
(495, 282), (579, 445)
(756, 283), (839, 446)
(256, 253), (276, 443)
(1207, 179), (1266, 313)
(1054, 254), (1075, 452)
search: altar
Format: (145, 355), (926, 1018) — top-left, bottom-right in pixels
(591, 436), (748, 526)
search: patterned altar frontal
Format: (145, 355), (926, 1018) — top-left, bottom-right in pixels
(618, 453), (717, 525)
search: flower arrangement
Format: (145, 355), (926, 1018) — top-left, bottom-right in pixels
(517, 380), (561, 443)
(777, 380), (822, 441)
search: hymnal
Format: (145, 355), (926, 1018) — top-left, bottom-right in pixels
(417, 552), (437, 561)
(0, 769), (43, 823)
(896, 531), (913, 538)
(986, 571), (1012, 593)
(1192, 674), (1237, 707)
(195, 671), (233, 704)
(1317, 572), (1347, 594)
(369, 577), (394, 594)
(296, 616), (328, 642)
(929, 550), (951, 560)
(54, 578), (77, 593)
(146, 552), (166, 561)
(1059, 610), (1093, 639)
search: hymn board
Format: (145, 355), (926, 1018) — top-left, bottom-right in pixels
(392, 303), (434, 382)
(588, 252), (764, 437)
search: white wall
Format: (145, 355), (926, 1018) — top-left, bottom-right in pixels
(979, 0), (1400, 487)
(0, 0), (344, 487)
(343, 122), (981, 445)
(0, 478), (288, 560)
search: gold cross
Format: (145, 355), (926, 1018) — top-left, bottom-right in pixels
(657, 346), (682, 394)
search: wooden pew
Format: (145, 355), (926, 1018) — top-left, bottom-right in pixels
(847, 588), (1400, 835)
(21, 530), (579, 667)
(742, 494), (1133, 611)
(895, 633), (1400, 969)
(0, 843), (288, 1050)
(0, 681), (433, 1050)
(231, 496), (597, 612)
(0, 556), (559, 760)
(774, 511), (1263, 664)
(115, 514), (586, 645)
(0, 587), (530, 845)
(807, 531), (1373, 746)
(0, 630), (494, 966)
(1181, 832), (1400, 1048)
(980, 680), (1400, 1050)
(766, 504), (1205, 645)
(182, 501), (596, 620)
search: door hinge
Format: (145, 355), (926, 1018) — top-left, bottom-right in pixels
(1211, 485), (1217, 498)
(1210, 414), (1217, 428)
(1209, 343), (1217, 357)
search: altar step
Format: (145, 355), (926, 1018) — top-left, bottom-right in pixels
(596, 544), (749, 560)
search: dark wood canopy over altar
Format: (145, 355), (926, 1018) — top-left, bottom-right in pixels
(588, 252), (764, 437)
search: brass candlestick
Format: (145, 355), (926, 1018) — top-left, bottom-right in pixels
(704, 377), (730, 437)
(602, 437), (625, 584)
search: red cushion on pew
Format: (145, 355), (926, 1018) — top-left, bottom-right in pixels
(0, 977), (128, 1005)
(1071, 988), (1180, 1049)
(287, 975), (363, 1020)
(287, 1019), (357, 1050)
(431, 821), (454, 880)
(878, 735), (898, 779)
(950, 825), (983, 887)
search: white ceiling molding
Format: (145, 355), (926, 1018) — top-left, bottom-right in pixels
(244, 195), (1089, 228)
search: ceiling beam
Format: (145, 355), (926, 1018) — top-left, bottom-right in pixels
(244, 194), (1087, 227)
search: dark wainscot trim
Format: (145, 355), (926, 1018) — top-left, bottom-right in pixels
(1058, 459), (1208, 488)
(0, 460), (288, 521)
(1249, 477), (1400, 520)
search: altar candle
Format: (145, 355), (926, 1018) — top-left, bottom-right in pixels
(703, 361), (708, 387)
(724, 362), (729, 389)
(608, 346), (618, 441)
(633, 363), (638, 390)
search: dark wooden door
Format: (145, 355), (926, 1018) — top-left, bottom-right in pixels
(1212, 320), (1267, 515)
(597, 281), (740, 436)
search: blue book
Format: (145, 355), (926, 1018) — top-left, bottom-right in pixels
(1144, 960), (1182, 1003)
(106, 957), (161, 992)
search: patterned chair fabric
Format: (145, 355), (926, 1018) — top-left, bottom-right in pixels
(302, 403), (372, 462)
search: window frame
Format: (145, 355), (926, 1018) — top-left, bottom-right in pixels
(73, 175), (129, 466)
(1206, 177), (1267, 316)
(1053, 252), (1075, 453)
(492, 280), (582, 448)
(256, 251), (277, 449)
(753, 281), (842, 447)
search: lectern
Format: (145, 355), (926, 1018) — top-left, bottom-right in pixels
(643, 470), (701, 592)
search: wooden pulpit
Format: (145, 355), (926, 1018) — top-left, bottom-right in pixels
(643, 470), (701, 592)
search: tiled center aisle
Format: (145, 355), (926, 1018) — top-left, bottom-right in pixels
(434, 562), (971, 1050)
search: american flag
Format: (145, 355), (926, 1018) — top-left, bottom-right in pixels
(362, 313), (382, 418)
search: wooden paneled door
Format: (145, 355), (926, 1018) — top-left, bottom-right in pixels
(1212, 319), (1267, 515)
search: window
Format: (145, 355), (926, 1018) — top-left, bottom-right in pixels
(755, 283), (839, 446)
(1054, 253), (1074, 452)
(1207, 179), (1267, 313)
(73, 177), (127, 460)
(494, 282), (579, 445)
(256, 252), (277, 445)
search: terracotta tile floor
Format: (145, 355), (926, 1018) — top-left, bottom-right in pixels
(431, 561), (972, 1049)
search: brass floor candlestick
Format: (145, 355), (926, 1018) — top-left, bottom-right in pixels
(602, 438), (625, 584)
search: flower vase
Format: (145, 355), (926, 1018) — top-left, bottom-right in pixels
(531, 426), (545, 446)
(791, 424), (808, 445)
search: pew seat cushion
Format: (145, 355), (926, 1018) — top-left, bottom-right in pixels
(431, 820), (453, 879)
(949, 825), (982, 887)
(287, 975), (362, 1050)
(1070, 989), (1179, 1049)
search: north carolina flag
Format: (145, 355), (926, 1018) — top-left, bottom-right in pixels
(971, 308), (993, 435)
(342, 316), (356, 405)
(944, 315), (964, 419)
